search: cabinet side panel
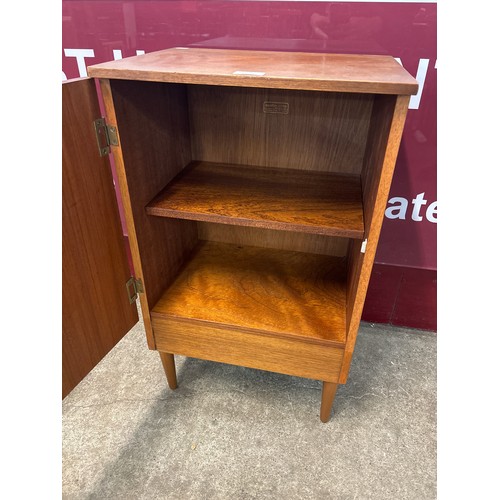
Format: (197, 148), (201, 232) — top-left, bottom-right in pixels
(360, 95), (398, 235)
(189, 86), (373, 173)
(346, 238), (365, 329)
(100, 79), (198, 349)
(342, 95), (410, 383)
(198, 222), (349, 257)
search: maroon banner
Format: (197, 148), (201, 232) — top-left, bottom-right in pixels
(63, 1), (437, 329)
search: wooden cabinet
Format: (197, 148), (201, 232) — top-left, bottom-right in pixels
(63, 48), (417, 421)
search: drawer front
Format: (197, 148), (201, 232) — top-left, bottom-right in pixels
(152, 316), (344, 382)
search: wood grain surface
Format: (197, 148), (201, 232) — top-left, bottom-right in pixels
(151, 241), (347, 344)
(100, 79), (198, 348)
(153, 317), (344, 382)
(198, 223), (349, 257)
(89, 49), (415, 401)
(189, 85), (373, 173)
(146, 161), (364, 238)
(88, 48), (419, 95)
(360, 95), (398, 235)
(62, 78), (138, 398)
(340, 95), (411, 383)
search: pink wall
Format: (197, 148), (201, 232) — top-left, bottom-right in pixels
(63, 1), (437, 330)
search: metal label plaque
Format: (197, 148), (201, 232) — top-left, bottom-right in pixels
(263, 102), (289, 114)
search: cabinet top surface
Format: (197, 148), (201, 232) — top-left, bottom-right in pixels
(88, 47), (418, 95)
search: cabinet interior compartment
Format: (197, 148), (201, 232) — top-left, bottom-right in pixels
(108, 78), (399, 375)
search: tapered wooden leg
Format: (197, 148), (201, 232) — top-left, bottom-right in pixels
(320, 382), (338, 423)
(159, 352), (177, 390)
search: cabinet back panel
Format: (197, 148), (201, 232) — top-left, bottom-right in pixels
(188, 85), (373, 173)
(107, 80), (198, 333)
(198, 222), (348, 257)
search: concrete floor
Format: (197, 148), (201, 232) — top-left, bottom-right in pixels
(62, 313), (436, 500)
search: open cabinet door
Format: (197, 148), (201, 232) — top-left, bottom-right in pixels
(62, 78), (139, 398)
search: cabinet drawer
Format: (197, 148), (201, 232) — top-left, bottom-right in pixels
(152, 316), (344, 383)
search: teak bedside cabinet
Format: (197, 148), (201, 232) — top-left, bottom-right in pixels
(62, 48), (418, 421)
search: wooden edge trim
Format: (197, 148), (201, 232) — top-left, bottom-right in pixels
(99, 78), (157, 350)
(145, 207), (364, 240)
(150, 312), (346, 350)
(339, 95), (411, 383)
(152, 316), (344, 382)
(87, 69), (418, 96)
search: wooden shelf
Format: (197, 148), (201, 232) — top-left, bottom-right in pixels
(146, 161), (364, 239)
(151, 241), (347, 346)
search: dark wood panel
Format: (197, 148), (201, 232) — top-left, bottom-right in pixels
(100, 79), (199, 348)
(346, 96), (402, 336)
(154, 319), (344, 383)
(146, 161), (364, 239)
(198, 223), (349, 257)
(360, 95), (397, 236)
(345, 238), (365, 333)
(62, 78), (138, 398)
(189, 85), (373, 173)
(151, 241), (347, 345)
(88, 48), (419, 95)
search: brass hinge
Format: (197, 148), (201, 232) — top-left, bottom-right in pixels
(93, 117), (119, 156)
(126, 277), (144, 304)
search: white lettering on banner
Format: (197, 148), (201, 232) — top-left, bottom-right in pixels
(113, 50), (145, 60)
(385, 193), (437, 223)
(395, 57), (431, 110)
(62, 49), (146, 79)
(64, 48), (95, 77)
(426, 201), (437, 223)
(411, 192), (427, 221)
(385, 197), (408, 220)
